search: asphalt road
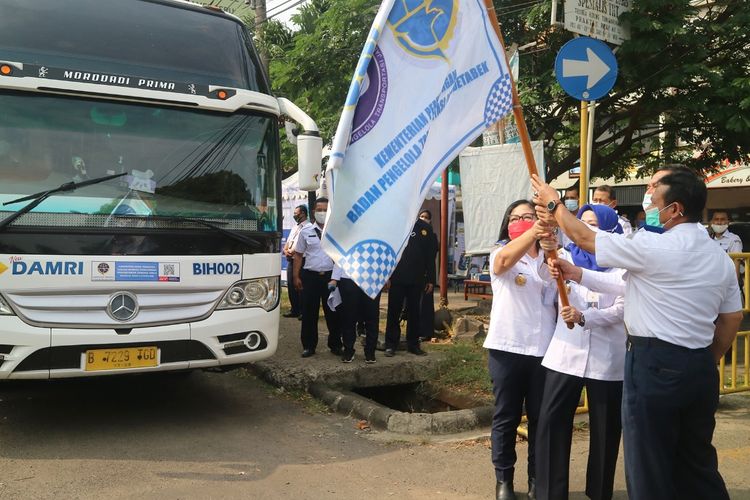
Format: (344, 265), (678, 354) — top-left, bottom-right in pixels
(0, 370), (497, 499)
(1, 370), (749, 499)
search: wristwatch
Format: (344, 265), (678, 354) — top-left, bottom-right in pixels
(547, 199), (562, 214)
(578, 314), (586, 328)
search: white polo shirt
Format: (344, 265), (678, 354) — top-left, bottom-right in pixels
(543, 251), (627, 381)
(483, 246), (557, 357)
(712, 230), (743, 254)
(293, 223), (334, 272)
(595, 223), (742, 349)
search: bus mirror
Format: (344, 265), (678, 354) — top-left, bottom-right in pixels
(297, 132), (322, 191)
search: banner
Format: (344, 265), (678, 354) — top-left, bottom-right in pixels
(322, 0), (514, 297)
(460, 142), (545, 255)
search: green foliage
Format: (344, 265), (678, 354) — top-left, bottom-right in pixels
(261, 0), (750, 179)
(429, 341), (493, 400)
(264, 0), (380, 173)
(497, 0), (750, 180)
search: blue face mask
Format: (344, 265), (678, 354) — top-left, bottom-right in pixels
(564, 199), (579, 211)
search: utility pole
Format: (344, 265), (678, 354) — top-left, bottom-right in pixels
(248, 0), (269, 73)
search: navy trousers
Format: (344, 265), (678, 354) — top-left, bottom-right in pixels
(535, 369), (622, 500)
(300, 269), (340, 352)
(622, 337), (728, 500)
(488, 349), (546, 483)
(338, 278), (380, 355)
(385, 282), (422, 350)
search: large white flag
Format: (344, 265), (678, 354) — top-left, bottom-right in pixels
(322, 0), (514, 298)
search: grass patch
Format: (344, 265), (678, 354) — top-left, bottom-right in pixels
(429, 341), (493, 404)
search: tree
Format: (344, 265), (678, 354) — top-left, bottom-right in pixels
(264, 0), (750, 180)
(263, 0), (380, 173)
(498, 0), (750, 180)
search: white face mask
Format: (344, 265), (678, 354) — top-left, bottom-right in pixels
(641, 192), (652, 212)
(711, 224), (728, 234)
(314, 211), (326, 225)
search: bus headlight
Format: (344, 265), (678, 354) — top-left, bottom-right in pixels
(0, 295), (14, 315)
(217, 277), (279, 312)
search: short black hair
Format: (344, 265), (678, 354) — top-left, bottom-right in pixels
(656, 164), (694, 176)
(564, 185), (578, 194)
(419, 209), (432, 219)
(295, 204), (308, 216)
(594, 185), (616, 200)
(711, 209), (731, 220)
(658, 171), (707, 223)
(498, 199), (534, 242)
(315, 197), (329, 204)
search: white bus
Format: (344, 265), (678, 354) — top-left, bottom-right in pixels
(0, 0), (322, 378)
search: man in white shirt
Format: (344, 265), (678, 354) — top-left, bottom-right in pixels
(591, 184), (633, 235)
(709, 210), (743, 254)
(532, 169), (743, 500)
(293, 198), (341, 358)
(283, 205), (311, 318)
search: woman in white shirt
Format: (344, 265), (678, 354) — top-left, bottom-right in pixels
(485, 199), (557, 500)
(535, 204), (626, 500)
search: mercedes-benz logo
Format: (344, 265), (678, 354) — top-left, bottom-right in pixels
(107, 291), (139, 322)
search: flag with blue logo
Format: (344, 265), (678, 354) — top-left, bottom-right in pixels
(322, 0), (514, 298)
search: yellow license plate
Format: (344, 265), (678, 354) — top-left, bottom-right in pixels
(84, 346), (159, 371)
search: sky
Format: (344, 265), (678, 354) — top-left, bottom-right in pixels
(202, 0), (303, 26)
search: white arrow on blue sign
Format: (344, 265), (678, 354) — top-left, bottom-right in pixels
(555, 37), (618, 101)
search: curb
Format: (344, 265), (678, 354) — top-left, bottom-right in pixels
(309, 382), (493, 435)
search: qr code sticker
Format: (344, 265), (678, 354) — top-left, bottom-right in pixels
(162, 264), (176, 276)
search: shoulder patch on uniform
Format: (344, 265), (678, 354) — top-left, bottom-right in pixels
(421, 229), (427, 236)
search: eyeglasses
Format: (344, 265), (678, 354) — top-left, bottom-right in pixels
(508, 214), (535, 223)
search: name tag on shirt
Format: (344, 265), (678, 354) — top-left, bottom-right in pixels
(586, 290), (600, 309)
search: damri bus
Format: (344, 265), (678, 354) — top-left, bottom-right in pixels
(0, 0), (321, 378)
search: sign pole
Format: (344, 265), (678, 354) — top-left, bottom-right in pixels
(586, 101), (597, 198)
(440, 171), (449, 306)
(579, 100), (589, 206)
(483, 0), (573, 327)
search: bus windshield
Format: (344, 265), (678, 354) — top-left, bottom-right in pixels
(0, 92), (279, 232)
(0, 0), (267, 92)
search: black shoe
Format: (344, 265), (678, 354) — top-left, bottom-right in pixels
(419, 336), (432, 342)
(301, 349), (315, 358)
(330, 347), (343, 356)
(496, 481), (516, 500)
(297, 315), (303, 321)
(365, 352), (376, 364)
(384, 348), (395, 357)
(527, 478), (536, 500)
(282, 311), (298, 318)
(407, 346), (427, 356)
(342, 349), (355, 363)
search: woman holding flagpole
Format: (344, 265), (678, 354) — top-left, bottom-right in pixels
(535, 204), (626, 500)
(485, 199), (557, 500)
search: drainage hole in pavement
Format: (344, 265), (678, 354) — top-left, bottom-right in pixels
(353, 383), (459, 413)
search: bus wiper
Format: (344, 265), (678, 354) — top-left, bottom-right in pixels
(138, 215), (260, 248)
(0, 173), (127, 232)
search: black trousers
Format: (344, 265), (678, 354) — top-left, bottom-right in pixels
(419, 288), (434, 340)
(385, 281), (422, 349)
(300, 269), (340, 352)
(488, 349), (546, 483)
(535, 369), (622, 500)
(622, 337), (728, 500)
(286, 258), (302, 315)
(338, 278), (380, 355)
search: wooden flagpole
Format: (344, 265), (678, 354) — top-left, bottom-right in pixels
(483, 0), (573, 327)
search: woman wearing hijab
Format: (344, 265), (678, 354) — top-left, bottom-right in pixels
(534, 204), (626, 500)
(485, 199), (558, 500)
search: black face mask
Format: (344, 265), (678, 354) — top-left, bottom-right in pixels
(293, 215), (303, 223)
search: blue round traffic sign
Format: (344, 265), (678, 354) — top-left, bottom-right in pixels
(555, 37), (618, 101)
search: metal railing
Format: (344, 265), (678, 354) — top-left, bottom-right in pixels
(720, 253), (750, 395)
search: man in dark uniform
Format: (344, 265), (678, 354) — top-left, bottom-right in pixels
(418, 209), (439, 341)
(385, 217), (437, 356)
